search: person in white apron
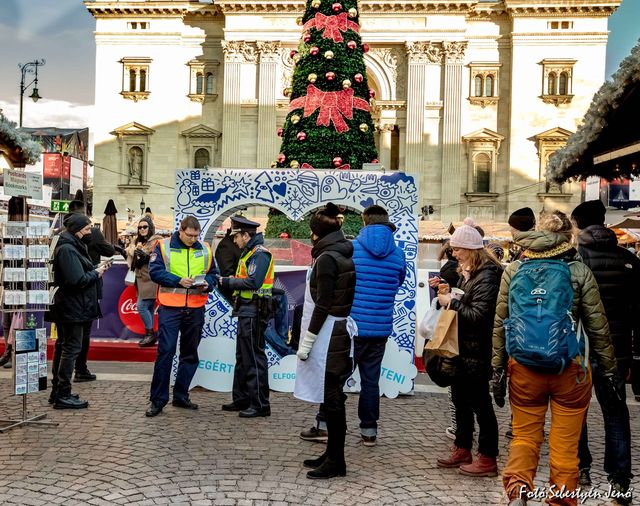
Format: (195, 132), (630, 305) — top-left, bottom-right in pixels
(294, 203), (356, 479)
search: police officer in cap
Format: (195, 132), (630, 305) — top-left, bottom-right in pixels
(220, 215), (274, 418)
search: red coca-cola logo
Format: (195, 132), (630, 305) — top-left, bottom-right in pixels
(118, 285), (158, 335)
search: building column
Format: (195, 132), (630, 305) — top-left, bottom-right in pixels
(404, 42), (429, 174)
(221, 41), (255, 167)
(440, 41), (467, 223)
(256, 42), (280, 168)
(378, 124), (394, 170)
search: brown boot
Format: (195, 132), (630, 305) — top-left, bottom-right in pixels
(436, 446), (472, 468)
(458, 453), (498, 477)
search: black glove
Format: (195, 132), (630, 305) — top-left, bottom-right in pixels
(490, 368), (507, 408)
(603, 373), (625, 406)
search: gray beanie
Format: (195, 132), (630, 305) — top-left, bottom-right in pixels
(65, 213), (91, 234)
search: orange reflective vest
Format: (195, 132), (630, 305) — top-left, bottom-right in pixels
(234, 245), (274, 300)
(157, 238), (213, 308)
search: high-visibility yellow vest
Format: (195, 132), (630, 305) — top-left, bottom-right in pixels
(234, 246), (274, 300)
(157, 238), (213, 308)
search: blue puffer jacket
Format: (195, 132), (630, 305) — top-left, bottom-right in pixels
(350, 224), (406, 339)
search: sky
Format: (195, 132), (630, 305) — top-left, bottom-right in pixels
(0, 0), (639, 128)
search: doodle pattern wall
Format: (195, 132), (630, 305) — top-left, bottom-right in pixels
(173, 168), (418, 371)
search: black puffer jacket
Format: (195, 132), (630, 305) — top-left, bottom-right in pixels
(448, 261), (502, 380)
(52, 231), (101, 323)
(308, 230), (355, 335)
(577, 224), (640, 361)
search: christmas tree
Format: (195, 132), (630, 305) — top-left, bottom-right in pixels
(275, 0), (378, 170)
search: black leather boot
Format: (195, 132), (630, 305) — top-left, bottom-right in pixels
(303, 452), (327, 469)
(139, 329), (157, 348)
(0, 344), (12, 368)
(306, 411), (347, 479)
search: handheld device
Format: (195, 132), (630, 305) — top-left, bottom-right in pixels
(191, 274), (207, 287)
(97, 258), (114, 269)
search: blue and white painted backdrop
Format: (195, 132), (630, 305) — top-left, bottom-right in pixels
(173, 169), (418, 397)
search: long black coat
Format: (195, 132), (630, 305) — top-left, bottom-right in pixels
(449, 261), (502, 380)
(52, 231), (101, 323)
(577, 225), (640, 362)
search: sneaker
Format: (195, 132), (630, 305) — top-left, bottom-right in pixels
(445, 426), (456, 440)
(0, 346), (12, 368)
(610, 481), (632, 505)
(505, 428), (513, 439)
(362, 435), (376, 447)
(578, 468), (592, 487)
(300, 426), (328, 442)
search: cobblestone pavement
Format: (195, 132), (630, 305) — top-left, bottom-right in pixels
(0, 365), (638, 506)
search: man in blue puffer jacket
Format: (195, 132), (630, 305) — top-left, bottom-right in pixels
(299, 205), (406, 446)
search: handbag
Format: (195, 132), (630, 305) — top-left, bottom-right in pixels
(424, 302), (459, 358)
(124, 268), (136, 286)
(424, 350), (459, 387)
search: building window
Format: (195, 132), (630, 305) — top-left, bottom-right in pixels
(473, 153), (491, 193)
(468, 62), (501, 107)
(120, 57), (152, 101)
(187, 59), (220, 103)
(194, 148), (210, 169)
(540, 59), (575, 105)
(110, 121), (156, 188)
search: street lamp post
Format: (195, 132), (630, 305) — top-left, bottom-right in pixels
(18, 59), (46, 128)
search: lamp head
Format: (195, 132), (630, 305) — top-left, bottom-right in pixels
(140, 199), (146, 213)
(29, 87), (41, 102)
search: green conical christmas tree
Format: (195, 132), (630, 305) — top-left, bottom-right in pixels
(275, 0), (378, 170)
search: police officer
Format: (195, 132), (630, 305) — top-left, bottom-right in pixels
(146, 216), (218, 417)
(220, 216), (274, 418)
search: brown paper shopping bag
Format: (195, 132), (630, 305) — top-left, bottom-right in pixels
(424, 304), (458, 358)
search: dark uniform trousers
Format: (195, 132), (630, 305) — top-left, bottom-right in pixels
(150, 306), (204, 407)
(232, 304), (270, 411)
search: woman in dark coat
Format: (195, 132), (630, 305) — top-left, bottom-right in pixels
(50, 214), (110, 409)
(435, 218), (502, 477)
(294, 203), (356, 479)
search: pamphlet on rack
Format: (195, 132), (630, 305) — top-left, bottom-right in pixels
(13, 328), (47, 395)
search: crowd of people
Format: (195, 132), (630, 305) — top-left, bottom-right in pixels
(27, 196), (639, 503)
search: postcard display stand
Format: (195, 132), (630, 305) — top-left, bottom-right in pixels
(0, 221), (58, 432)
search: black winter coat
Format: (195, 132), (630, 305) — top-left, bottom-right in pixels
(449, 261), (502, 380)
(215, 232), (242, 303)
(308, 230), (356, 335)
(577, 225), (640, 361)
(439, 259), (460, 287)
(52, 231), (101, 323)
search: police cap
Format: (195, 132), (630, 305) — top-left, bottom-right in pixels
(230, 215), (260, 234)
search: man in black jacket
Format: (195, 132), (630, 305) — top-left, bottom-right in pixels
(50, 214), (110, 408)
(572, 199), (639, 502)
(64, 201), (116, 382)
(214, 228), (241, 304)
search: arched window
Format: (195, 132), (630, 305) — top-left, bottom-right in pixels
(558, 72), (568, 95)
(485, 76), (494, 97)
(194, 148), (210, 169)
(139, 69), (146, 92)
(196, 73), (204, 94)
(206, 73), (214, 95)
(129, 69), (137, 92)
(473, 153), (491, 193)
(474, 76), (483, 97)
(547, 72), (557, 95)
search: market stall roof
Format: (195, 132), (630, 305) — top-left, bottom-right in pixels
(0, 113), (42, 168)
(449, 221), (513, 242)
(418, 220), (450, 241)
(547, 41), (640, 183)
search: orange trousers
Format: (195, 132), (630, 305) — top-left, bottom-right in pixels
(503, 360), (592, 506)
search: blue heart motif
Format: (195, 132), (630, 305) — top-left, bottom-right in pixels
(404, 300), (415, 310)
(274, 183), (287, 196)
(360, 197), (375, 208)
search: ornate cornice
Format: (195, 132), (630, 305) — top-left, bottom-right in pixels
(214, 0), (476, 14)
(504, 0), (621, 17)
(84, 1), (194, 17)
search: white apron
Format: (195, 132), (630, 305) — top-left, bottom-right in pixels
(294, 267), (356, 403)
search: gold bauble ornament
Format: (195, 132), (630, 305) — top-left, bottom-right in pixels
(291, 114), (301, 124)
(296, 17), (303, 25)
(293, 54), (301, 63)
(348, 7), (357, 17)
(359, 123), (369, 132)
(324, 50), (334, 60)
(342, 79), (351, 89)
(311, 0), (321, 7)
(308, 73), (318, 83)
(290, 160), (300, 168)
(270, 161), (277, 168)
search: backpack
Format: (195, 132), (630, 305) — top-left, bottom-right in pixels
(504, 259), (586, 375)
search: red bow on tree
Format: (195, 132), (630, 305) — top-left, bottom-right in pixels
(301, 162), (351, 170)
(289, 84), (370, 133)
(303, 12), (359, 43)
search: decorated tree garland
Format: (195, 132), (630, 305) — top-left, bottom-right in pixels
(274, 0), (378, 170)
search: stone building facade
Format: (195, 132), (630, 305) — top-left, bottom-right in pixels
(86, 0), (620, 222)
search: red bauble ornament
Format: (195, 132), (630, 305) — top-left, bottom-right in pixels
(362, 43), (370, 53)
(277, 127), (284, 137)
(296, 131), (307, 141)
(303, 33), (311, 43)
(371, 159), (379, 163)
(325, 71), (336, 80)
(368, 89), (376, 99)
(346, 40), (357, 50)
(332, 156), (343, 167)
(310, 46), (320, 56)
(290, 50), (298, 58)
(277, 153), (286, 163)
(331, 2), (342, 13)
(354, 73), (363, 83)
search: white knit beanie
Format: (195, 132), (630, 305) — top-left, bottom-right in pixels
(450, 217), (484, 250)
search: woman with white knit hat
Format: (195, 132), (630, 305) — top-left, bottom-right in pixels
(435, 218), (503, 477)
